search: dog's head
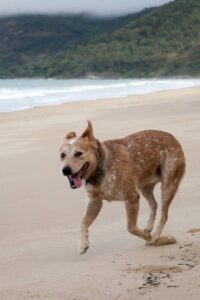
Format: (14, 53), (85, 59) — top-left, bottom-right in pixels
(60, 121), (99, 189)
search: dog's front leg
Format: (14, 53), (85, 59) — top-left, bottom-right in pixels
(125, 195), (151, 242)
(79, 197), (103, 254)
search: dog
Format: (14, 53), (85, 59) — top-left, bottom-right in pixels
(60, 121), (185, 254)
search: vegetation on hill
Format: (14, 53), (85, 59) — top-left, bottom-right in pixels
(0, 10), (151, 78)
(0, 0), (199, 78)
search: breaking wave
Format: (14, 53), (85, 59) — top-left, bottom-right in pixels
(0, 78), (199, 112)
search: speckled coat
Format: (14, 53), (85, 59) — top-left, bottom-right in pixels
(60, 121), (185, 254)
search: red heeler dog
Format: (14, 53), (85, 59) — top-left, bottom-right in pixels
(60, 121), (185, 254)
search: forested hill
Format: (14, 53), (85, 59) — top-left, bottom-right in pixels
(0, 0), (199, 78)
(0, 9), (153, 78)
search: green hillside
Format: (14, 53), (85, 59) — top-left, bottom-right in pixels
(0, 10), (151, 78)
(0, 0), (199, 78)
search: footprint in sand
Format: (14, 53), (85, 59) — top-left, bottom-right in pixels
(123, 265), (183, 294)
(123, 231), (200, 295)
(128, 265), (183, 274)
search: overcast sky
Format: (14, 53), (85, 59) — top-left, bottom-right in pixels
(0, 0), (173, 16)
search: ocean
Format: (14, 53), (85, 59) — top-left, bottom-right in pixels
(0, 78), (199, 112)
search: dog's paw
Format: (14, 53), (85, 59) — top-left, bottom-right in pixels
(79, 245), (89, 255)
(143, 229), (152, 241)
(146, 235), (177, 246)
(79, 238), (89, 255)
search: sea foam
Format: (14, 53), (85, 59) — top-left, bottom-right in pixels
(0, 78), (199, 112)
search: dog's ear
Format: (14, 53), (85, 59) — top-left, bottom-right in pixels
(81, 121), (94, 141)
(65, 131), (76, 140)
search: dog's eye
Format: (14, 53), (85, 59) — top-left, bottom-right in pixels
(74, 151), (83, 158)
(60, 152), (66, 159)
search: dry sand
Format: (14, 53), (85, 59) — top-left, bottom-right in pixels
(0, 87), (200, 300)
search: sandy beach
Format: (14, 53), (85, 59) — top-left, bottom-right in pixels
(0, 87), (200, 300)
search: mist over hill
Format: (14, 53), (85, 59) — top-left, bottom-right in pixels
(0, 0), (199, 78)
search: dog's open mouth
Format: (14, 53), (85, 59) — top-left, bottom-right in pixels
(68, 162), (89, 189)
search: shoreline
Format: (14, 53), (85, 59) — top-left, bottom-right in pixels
(0, 86), (199, 119)
(0, 78), (200, 114)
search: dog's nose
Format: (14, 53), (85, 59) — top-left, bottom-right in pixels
(62, 166), (72, 176)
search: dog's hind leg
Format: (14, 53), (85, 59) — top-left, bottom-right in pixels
(141, 183), (157, 233)
(79, 198), (103, 254)
(125, 192), (151, 242)
(147, 163), (185, 246)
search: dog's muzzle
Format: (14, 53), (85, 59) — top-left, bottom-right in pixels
(62, 162), (89, 189)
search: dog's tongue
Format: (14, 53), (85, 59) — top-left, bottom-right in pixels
(70, 174), (82, 188)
